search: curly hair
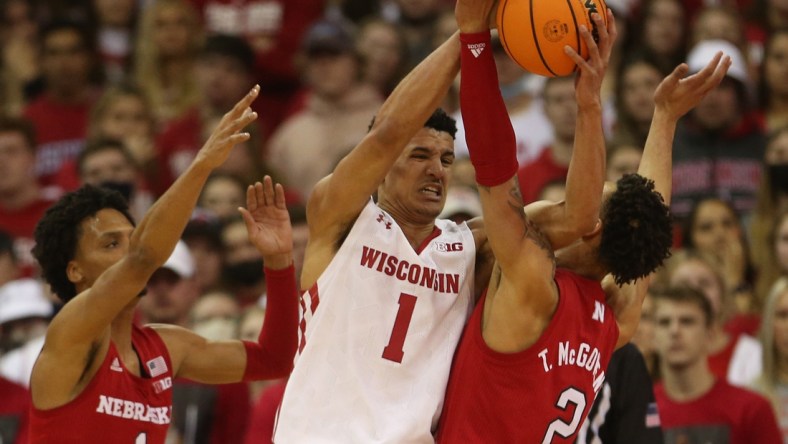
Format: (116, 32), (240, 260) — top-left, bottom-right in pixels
(33, 185), (135, 303)
(599, 174), (673, 285)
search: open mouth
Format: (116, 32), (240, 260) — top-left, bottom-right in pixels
(420, 184), (442, 198)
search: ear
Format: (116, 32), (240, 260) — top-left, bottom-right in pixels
(66, 260), (84, 285)
(581, 219), (602, 241)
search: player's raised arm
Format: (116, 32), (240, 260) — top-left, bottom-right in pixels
(31, 86), (260, 407)
(307, 31), (461, 235)
(156, 176), (298, 384)
(609, 55), (731, 348)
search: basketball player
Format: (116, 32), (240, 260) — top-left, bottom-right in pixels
(28, 87), (299, 443)
(436, 0), (732, 441)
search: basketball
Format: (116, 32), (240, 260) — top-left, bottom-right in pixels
(496, 0), (609, 77)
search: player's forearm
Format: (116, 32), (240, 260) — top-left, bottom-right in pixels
(563, 103), (605, 236)
(638, 108), (676, 206)
(129, 160), (213, 267)
(242, 264), (299, 380)
(370, 32), (460, 148)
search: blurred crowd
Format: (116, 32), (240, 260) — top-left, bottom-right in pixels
(1, 0), (788, 442)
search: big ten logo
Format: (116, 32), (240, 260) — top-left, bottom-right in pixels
(435, 242), (463, 252)
(152, 377), (173, 394)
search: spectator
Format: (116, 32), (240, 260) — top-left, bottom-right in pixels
(393, 0), (447, 70)
(0, 0), (41, 116)
(753, 277), (788, 440)
(612, 55), (664, 147)
(454, 33), (552, 166)
(155, 34), (258, 194)
(189, 0), (323, 138)
(198, 173), (247, 221)
(267, 20), (383, 198)
(606, 142), (642, 182)
(92, 0), (139, 84)
(87, 83), (157, 177)
(221, 216), (266, 306)
(182, 218), (225, 294)
(0, 117), (57, 276)
(671, 39), (765, 224)
(634, 0), (688, 74)
(666, 250), (762, 386)
(515, 75), (576, 203)
(134, 0), (202, 127)
(356, 17), (408, 97)
(632, 290), (661, 379)
(759, 30), (788, 132)
(652, 286), (781, 444)
(751, 127), (788, 300)
(190, 290), (241, 341)
(0, 278), (53, 387)
(24, 20), (100, 190)
(76, 138), (154, 222)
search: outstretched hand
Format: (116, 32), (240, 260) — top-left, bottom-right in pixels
(564, 8), (617, 108)
(195, 85), (259, 170)
(238, 176), (293, 260)
(654, 53), (731, 120)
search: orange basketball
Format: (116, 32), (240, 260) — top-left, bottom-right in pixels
(496, 0), (608, 77)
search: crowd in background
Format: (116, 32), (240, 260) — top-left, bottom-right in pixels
(1, 0), (788, 442)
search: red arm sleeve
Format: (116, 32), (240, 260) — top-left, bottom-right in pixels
(241, 264), (298, 381)
(459, 31), (519, 187)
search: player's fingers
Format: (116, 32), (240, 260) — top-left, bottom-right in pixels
(255, 181), (265, 208)
(246, 184), (257, 211)
(591, 13), (608, 57)
(606, 8), (618, 44)
(705, 56), (731, 89)
(579, 24), (601, 65)
(227, 132), (250, 146)
(274, 182), (287, 209)
(238, 207), (257, 234)
(564, 45), (593, 72)
(228, 85), (260, 119)
(262, 176), (275, 206)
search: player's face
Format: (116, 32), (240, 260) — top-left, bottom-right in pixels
(380, 128), (455, 223)
(69, 208), (134, 290)
(653, 300), (710, 369)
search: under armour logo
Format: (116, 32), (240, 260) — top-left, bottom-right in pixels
(376, 213), (392, 230)
(467, 43), (486, 58)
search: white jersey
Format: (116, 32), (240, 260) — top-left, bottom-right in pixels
(274, 200), (476, 443)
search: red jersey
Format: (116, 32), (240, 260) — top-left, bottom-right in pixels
(655, 379), (781, 444)
(437, 269), (619, 443)
(0, 376), (30, 444)
(30, 325), (174, 444)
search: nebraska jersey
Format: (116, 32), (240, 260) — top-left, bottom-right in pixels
(274, 199), (476, 443)
(436, 269), (619, 443)
(30, 325), (174, 444)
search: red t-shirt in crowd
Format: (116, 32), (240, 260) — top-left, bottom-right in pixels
(654, 379), (781, 444)
(0, 195), (56, 276)
(516, 147), (569, 204)
(244, 379), (287, 444)
(24, 94), (92, 188)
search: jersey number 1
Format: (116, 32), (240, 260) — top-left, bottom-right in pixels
(382, 293), (417, 363)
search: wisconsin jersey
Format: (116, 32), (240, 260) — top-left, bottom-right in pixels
(436, 269), (619, 443)
(274, 199), (476, 443)
(30, 325), (174, 444)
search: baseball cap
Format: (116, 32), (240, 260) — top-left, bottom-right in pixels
(302, 20), (355, 55)
(162, 241), (195, 279)
(0, 279), (53, 325)
(686, 39), (748, 84)
(440, 187), (482, 220)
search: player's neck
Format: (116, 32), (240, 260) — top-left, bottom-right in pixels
(662, 361), (715, 402)
(110, 304), (137, 349)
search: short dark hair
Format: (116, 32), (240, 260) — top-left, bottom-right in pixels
(0, 230), (16, 263)
(33, 185), (135, 303)
(652, 285), (714, 327)
(200, 34), (255, 74)
(367, 108), (457, 139)
(77, 138), (136, 176)
(599, 174), (672, 285)
(40, 19), (95, 53)
(0, 116), (36, 151)
(424, 108), (457, 140)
